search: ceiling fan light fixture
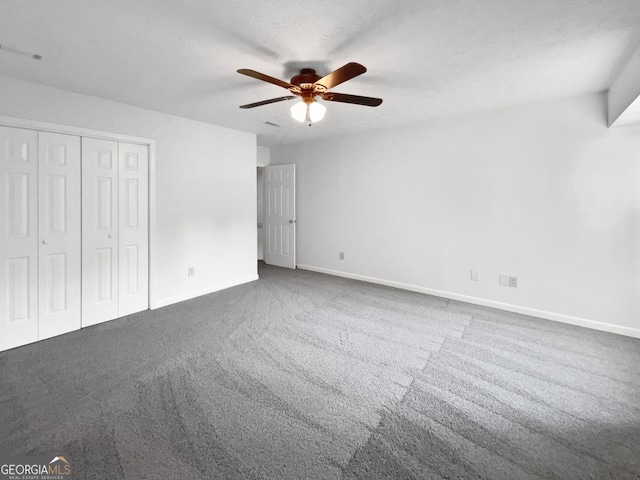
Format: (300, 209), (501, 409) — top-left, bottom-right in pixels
(290, 101), (307, 122)
(309, 101), (326, 123)
(291, 100), (326, 124)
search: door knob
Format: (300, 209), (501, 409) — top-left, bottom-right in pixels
(42, 239), (49, 245)
(289, 220), (295, 224)
(108, 233), (114, 238)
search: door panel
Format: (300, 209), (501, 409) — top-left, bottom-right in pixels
(46, 253), (67, 313)
(124, 245), (139, 295)
(118, 143), (148, 316)
(7, 173), (29, 236)
(38, 132), (81, 340)
(82, 137), (119, 326)
(46, 175), (67, 233)
(96, 177), (114, 230)
(0, 126), (39, 350)
(7, 257), (31, 321)
(264, 164), (296, 269)
(96, 248), (114, 301)
(281, 225), (291, 255)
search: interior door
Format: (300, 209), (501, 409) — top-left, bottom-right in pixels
(264, 164), (296, 269)
(82, 137), (119, 326)
(38, 132), (81, 340)
(0, 126), (39, 351)
(118, 142), (149, 316)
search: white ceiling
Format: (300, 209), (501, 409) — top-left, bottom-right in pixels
(1, 0), (640, 147)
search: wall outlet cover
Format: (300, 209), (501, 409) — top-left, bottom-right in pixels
(500, 274), (517, 287)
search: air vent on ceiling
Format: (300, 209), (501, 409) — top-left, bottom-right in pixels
(0, 44), (42, 60)
(264, 121), (281, 127)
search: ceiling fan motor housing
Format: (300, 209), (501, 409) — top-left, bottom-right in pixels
(291, 68), (322, 90)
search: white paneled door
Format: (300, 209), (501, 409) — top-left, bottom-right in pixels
(82, 138), (149, 326)
(0, 126), (39, 351)
(264, 164), (296, 269)
(82, 138), (119, 326)
(118, 143), (149, 317)
(38, 132), (81, 340)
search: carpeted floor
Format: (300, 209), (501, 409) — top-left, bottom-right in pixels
(1, 264), (639, 479)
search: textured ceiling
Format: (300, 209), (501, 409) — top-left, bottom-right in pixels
(1, 0), (640, 147)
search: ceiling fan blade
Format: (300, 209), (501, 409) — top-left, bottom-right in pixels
(239, 96), (297, 109)
(322, 92), (383, 107)
(314, 63), (367, 91)
(237, 69), (299, 92)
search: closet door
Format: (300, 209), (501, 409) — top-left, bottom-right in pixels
(38, 132), (81, 340)
(118, 143), (149, 316)
(0, 126), (39, 351)
(82, 138), (119, 326)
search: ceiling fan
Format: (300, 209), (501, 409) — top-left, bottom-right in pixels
(237, 62), (382, 125)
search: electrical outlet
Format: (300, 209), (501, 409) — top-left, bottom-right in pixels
(188, 266), (195, 277)
(470, 270), (479, 281)
(500, 274), (517, 287)
(339, 252), (344, 260)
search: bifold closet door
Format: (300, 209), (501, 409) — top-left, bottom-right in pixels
(82, 138), (119, 326)
(38, 132), (81, 340)
(118, 143), (149, 317)
(1, 129), (147, 349)
(82, 138), (149, 327)
(0, 126), (39, 351)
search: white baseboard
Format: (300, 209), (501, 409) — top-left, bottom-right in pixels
(151, 274), (259, 309)
(297, 264), (640, 339)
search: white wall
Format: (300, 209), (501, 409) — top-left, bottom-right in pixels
(0, 75), (257, 308)
(256, 146), (270, 260)
(257, 146), (270, 167)
(272, 93), (640, 337)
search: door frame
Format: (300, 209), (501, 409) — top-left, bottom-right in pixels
(0, 115), (159, 310)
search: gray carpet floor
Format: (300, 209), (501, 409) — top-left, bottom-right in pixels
(1, 264), (639, 479)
